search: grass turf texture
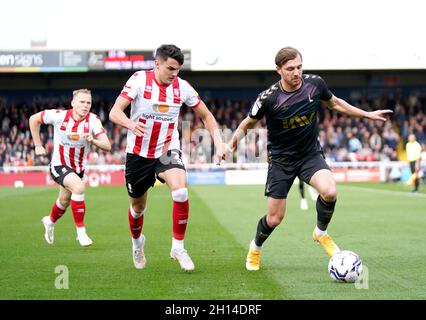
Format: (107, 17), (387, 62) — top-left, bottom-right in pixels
(0, 183), (425, 299)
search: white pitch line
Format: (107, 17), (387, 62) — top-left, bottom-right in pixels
(338, 185), (426, 199)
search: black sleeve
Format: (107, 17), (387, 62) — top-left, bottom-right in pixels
(317, 77), (333, 101)
(248, 90), (270, 120)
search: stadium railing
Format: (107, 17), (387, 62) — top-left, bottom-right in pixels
(0, 161), (417, 187)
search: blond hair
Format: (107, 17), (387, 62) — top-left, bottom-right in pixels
(72, 88), (91, 98)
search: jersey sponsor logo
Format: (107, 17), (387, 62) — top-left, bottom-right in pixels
(282, 111), (316, 129)
(68, 133), (81, 141)
(153, 103), (169, 113)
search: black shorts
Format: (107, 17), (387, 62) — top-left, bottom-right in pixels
(49, 164), (84, 187)
(125, 149), (186, 198)
(265, 152), (330, 199)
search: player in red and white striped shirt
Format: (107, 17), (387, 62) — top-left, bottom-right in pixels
(29, 89), (111, 247)
(110, 44), (229, 272)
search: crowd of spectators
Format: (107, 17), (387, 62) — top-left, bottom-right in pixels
(1, 91), (425, 168)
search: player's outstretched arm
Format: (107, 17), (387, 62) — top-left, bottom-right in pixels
(29, 112), (47, 156)
(193, 100), (229, 162)
(229, 116), (259, 152)
(109, 96), (146, 137)
(324, 95), (393, 122)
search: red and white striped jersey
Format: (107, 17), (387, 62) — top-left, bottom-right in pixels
(41, 109), (105, 173)
(120, 70), (201, 159)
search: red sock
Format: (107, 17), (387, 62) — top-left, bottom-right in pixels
(49, 200), (66, 223)
(128, 208), (144, 239)
(70, 194), (86, 228)
(172, 200), (189, 240)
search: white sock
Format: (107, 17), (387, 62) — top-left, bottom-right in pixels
(132, 236), (143, 248)
(251, 240), (262, 250)
(172, 238), (184, 250)
(56, 199), (66, 210)
(315, 226), (327, 237)
(76, 226), (86, 236)
(130, 205), (145, 219)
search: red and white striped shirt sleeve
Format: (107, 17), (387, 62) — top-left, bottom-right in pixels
(119, 72), (141, 102)
(181, 80), (201, 108)
(91, 115), (106, 138)
(42, 109), (65, 125)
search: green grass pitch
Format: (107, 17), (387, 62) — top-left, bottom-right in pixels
(0, 182), (425, 300)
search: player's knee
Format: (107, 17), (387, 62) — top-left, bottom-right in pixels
(171, 188), (188, 202)
(132, 203), (146, 213)
(267, 214), (284, 227)
(267, 208), (285, 227)
(322, 187), (337, 202)
(72, 182), (85, 195)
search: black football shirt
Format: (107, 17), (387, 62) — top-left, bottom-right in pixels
(249, 74), (333, 158)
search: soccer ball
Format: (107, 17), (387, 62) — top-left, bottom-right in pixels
(328, 250), (363, 283)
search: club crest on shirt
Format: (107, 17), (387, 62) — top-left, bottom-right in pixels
(68, 133), (81, 141)
(153, 103), (169, 113)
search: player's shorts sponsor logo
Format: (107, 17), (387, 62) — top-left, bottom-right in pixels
(153, 103), (169, 113)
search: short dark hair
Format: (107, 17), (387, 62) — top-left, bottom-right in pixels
(275, 47), (302, 67)
(155, 44), (184, 66)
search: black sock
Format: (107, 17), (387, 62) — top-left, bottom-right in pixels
(299, 182), (305, 198)
(254, 215), (275, 247)
(316, 196), (336, 231)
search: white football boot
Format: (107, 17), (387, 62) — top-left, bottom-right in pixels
(76, 227), (93, 247)
(132, 235), (147, 269)
(41, 216), (55, 244)
(300, 198), (309, 210)
(170, 248), (195, 272)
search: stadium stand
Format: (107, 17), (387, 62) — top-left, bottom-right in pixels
(1, 91), (425, 169)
